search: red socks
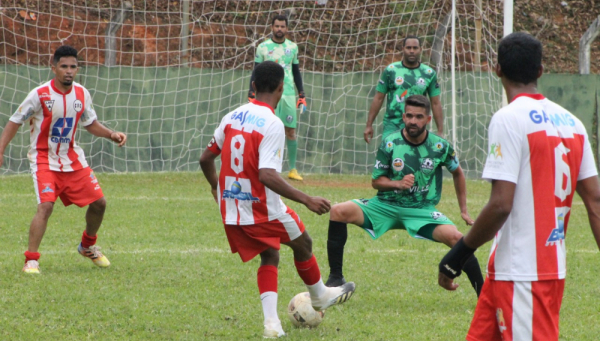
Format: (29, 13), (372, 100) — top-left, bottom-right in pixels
(257, 265), (278, 294)
(81, 231), (97, 249)
(294, 255), (321, 286)
(24, 250), (40, 262)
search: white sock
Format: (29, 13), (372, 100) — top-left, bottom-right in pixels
(260, 291), (279, 323)
(306, 278), (327, 299)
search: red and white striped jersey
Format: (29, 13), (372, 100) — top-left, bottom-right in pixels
(482, 93), (598, 281)
(207, 100), (287, 225)
(9, 79), (97, 172)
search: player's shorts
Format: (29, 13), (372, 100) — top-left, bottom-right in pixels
(382, 117), (405, 138)
(275, 95), (297, 128)
(33, 167), (104, 207)
(224, 207), (305, 262)
(467, 278), (565, 341)
(351, 196), (454, 240)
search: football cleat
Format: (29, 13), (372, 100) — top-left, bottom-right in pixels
(325, 274), (347, 287)
(263, 318), (286, 338)
(310, 281), (356, 311)
(78, 244), (111, 268)
(22, 260), (41, 274)
(288, 169), (303, 181)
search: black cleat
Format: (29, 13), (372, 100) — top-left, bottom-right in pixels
(325, 274), (347, 287)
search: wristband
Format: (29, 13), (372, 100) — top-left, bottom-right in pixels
(439, 237), (476, 279)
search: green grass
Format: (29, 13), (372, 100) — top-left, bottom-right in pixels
(0, 173), (599, 340)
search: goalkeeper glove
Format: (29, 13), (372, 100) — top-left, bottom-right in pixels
(248, 90), (255, 103)
(439, 237), (476, 279)
(297, 92), (307, 113)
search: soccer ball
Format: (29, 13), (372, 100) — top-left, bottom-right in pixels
(287, 292), (324, 328)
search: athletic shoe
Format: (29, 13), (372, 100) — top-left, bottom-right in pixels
(22, 260), (40, 274)
(263, 318), (286, 338)
(311, 281), (356, 311)
(325, 274), (347, 287)
(78, 244), (111, 268)
(288, 169), (303, 181)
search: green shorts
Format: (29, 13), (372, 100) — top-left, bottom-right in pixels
(276, 95), (297, 128)
(352, 196), (454, 241)
(382, 117), (405, 138)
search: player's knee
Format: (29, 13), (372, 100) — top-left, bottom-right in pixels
(330, 202), (356, 223)
(260, 248), (280, 266)
(448, 231), (463, 246)
(89, 197), (107, 213)
(330, 204), (345, 222)
(37, 202), (54, 219)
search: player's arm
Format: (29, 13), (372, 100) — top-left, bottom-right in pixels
(0, 121), (22, 168)
(438, 179), (515, 291)
(430, 95), (444, 137)
(259, 168), (330, 215)
(371, 174), (414, 191)
(292, 64), (306, 109)
(576, 176), (600, 249)
(364, 91), (386, 143)
(200, 147), (219, 202)
(84, 120), (126, 147)
(449, 165), (474, 225)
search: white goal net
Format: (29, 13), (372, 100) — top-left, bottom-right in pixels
(0, 0), (504, 177)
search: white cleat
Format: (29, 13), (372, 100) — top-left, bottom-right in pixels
(311, 281), (356, 311)
(263, 318), (286, 338)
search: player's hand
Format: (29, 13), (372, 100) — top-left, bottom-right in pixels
(438, 272), (459, 291)
(397, 174), (415, 190)
(438, 237), (476, 291)
(296, 92), (307, 110)
(110, 132), (127, 147)
(248, 90), (255, 103)
(211, 188), (218, 203)
(461, 212), (474, 226)
(364, 125), (374, 143)
(305, 196), (331, 215)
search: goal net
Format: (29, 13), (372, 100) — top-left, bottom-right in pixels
(0, 0), (504, 177)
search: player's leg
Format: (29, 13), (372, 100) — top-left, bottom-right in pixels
(258, 248), (285, 338)
(60, 168), (110, 268)
(326, 200), (364, 286)
(276, 95), (302, 180)
(284, 127), (302, 180)
(284, 231), (355, 311)
(431, 224), (484, 297)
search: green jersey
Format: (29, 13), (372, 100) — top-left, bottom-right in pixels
(375, 62), (441, 133)
(372, 130), (458, 208)
(255, 39), (299, 96)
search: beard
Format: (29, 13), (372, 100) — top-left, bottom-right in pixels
(406, 124), (427, 138)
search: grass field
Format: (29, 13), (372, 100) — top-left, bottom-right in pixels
(1, 172), (599, 340)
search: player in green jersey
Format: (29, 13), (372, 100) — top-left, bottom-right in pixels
(326, 95), (483, 297)
(364, 36), (444, 143)
(249, 14), (306, 181)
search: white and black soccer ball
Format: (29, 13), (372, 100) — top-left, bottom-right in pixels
(287, 292), (324, 328)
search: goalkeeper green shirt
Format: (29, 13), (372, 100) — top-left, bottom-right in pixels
(372, 129), (458, 208)
(375, 62), (441, 135)
(255, 39), (299, 96)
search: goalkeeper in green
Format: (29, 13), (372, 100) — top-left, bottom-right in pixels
(249, 14), (306, 181)
(326, 95), (483, 297)
(364, 35), (444, 143)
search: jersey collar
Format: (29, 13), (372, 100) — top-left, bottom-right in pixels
(401, 129), (429, 147)
(401, 61), (421, 70)
(252, 100), (275, 114)
(511, 93), (545, 102)
(50, 79), (73, 95)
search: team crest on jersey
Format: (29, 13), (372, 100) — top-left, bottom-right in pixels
(395, 77), (404, 85)
(496, 309), (507, 334)
(41, 183), (54, 193)
(386, 141), (394, 149)
(416, 78), (426, 87)
(388, 65), (395, 69)
(426, 68), (433, 75)
(286, 115), (293, 123)
(268, 50), (274, 56)
(420, 158), (434, 174)
(73, 99), (83, 112)
(284, 48), (291, 55)
(392, 158), (404, 172)
(546, 211), (568, 246)
(430, 212), (447, 220)
(489, 142), (503, 159)
(435, 142), (444, 151)
(44, 100), (55, 111)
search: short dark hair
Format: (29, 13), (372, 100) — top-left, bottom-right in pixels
(254, 61), (284, 93)
(271, 14), (288, 26)
(52, 45), (78, 65)
(498, 32), (542, 84)
(403, 35), (421, 48)
(405, 95), (430, 115)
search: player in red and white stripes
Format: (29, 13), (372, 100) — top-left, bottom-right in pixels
(200, 61), (355, 338)
(438, 33), (600, 341)
(0, 46), (127, 274)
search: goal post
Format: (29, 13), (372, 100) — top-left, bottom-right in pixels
(0, 0), (505, 177)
